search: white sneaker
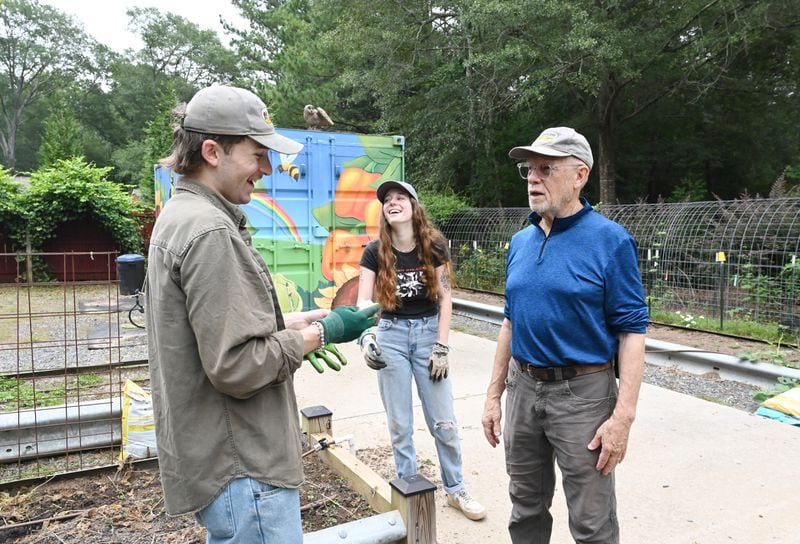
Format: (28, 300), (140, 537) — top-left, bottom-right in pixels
(446, 489), (486, 521)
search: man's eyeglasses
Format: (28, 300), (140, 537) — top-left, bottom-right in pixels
(517, 162), (584, 180)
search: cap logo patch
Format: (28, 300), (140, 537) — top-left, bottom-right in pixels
(535, 132), (557, 144)
(261, 108), (272, 125)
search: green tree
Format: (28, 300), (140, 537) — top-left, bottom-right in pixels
(36, 94), (85, 167)
(229, 0), (348, 129)
(138, 87), (179, 206)
(128, 7), (241, 87)
(0, 0), (94, 169)
(304, 0), (541, 203)
(103, 61), (183, 147)
(110, 141), (148, 187)
(0, 168), (24, 246)
(98, 8), (242, 184)
(235, 0), (799, 206)
(525, 0), (800, 204)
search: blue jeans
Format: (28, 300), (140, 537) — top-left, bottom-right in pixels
(376, 316), (465, 494)
(194, 477), (302, 544)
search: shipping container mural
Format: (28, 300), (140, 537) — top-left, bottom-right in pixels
(155, 129), (404, 312)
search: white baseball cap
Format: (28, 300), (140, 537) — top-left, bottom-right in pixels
(509, 127), (593, 169)
(376, 180), (418, 202)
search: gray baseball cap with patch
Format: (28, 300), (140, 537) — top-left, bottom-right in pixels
(182, 85), (303, 155)
(376, 180), (418, 202)
(508, 127), (593, 169)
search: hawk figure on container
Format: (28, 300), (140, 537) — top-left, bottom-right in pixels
(304, 104), (334, 130)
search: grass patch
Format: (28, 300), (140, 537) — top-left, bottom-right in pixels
(0, 376), (66, 410)
(78, 374), (104, 387)
(753, 379), (800, 402)
(739, 349), (799, 368)
(0, 373), (109, 412)
(650, 309), (799, 348)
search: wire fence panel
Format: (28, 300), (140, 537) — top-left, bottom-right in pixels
(443, 209), (529, 292)
(0, 252), (149, 485)
(441, 198), (800, 340)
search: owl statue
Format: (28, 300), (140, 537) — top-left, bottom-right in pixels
(303, 104), (334, 130)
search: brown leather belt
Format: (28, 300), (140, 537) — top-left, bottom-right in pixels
(519, 361), (612, 382)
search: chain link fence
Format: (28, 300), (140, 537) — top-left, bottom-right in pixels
(441, 198), (800, 341)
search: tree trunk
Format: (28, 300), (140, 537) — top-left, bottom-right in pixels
(597, 124), (616, 204)
(0, 97), (26, 170)
(0, 117), (16, 170)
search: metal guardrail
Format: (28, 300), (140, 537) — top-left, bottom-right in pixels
(452, 298), (800, 389)
(452, 298), (505, 325)
(0, 398), (121, 463)
(645, 338), (800, 389)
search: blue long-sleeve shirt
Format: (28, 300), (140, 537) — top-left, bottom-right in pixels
(504, 198), (649, 367)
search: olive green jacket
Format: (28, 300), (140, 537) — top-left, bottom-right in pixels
(145, 179), (305, 514)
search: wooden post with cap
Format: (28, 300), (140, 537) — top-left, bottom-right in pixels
(300, 405), (438, 543)
(300, 405), (332, 436)
(391, 474), (437, 544)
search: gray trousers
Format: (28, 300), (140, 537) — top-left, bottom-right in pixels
(504, 359), (619, 544)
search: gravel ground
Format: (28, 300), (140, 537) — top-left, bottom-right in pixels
(0, 298), (147, 374)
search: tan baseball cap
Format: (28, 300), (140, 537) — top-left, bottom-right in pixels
(182, 85), (303, 155)
(509, 127), (593, 169)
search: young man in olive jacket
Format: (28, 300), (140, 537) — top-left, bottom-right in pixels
(145, 85), (377, 543)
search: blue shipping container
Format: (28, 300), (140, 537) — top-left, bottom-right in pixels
(155, 128), (404, 311)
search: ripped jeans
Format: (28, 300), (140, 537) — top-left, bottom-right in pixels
(376, 316), (465, 494)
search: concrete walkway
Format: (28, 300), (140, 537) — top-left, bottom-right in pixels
(294, 331), (799, 544)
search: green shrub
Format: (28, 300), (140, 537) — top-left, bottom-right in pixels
(0, 169), (24, 244)
(454, 244), (507, 293)
(16, 157), (143, 253)
(417, 189), (471, 227)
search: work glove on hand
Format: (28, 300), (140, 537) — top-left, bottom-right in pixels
(317, 303), (380, 344)
(358, 326), (386, 370)
(428, 342), (450, 381)
(304, 344), (348, 373)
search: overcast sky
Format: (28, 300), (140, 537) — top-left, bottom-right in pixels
(40, 0), (247, 52)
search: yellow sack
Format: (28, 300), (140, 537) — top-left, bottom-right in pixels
(762, 386), (800, 417)
(119, 379), (158, 461)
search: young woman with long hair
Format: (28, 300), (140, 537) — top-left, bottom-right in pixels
(356, 180), (486, 521)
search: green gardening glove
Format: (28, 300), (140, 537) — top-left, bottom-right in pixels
(304, 344), (349, 373)
(317, 304), (380, 344)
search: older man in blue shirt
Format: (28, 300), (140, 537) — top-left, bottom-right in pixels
(482, 127), (649, 544)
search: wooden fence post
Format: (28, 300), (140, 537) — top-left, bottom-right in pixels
(390, 475), (437, 544)
(300, 405), (332, 436)
(300, 405), (393, 513)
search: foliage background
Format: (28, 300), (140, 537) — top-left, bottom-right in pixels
(3, 158), (143, 254)
(0, 0), (798, 211)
